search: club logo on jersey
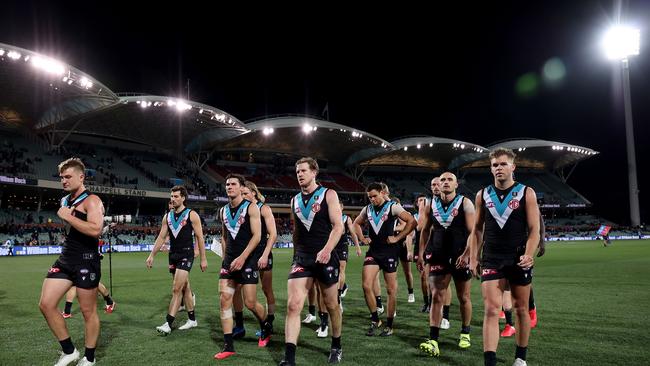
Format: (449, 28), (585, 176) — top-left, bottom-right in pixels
(431, 195), (463, 229)
(508, 199), (520, 210)
(223, 201), (251, 240)
(168, 208), (191, 239)
(367, 201), (395, 235)
(483, 184), (526, 229)
(293, 187), (327, 231)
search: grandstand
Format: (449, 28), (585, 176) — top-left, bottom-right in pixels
(2, 41), (644, 247)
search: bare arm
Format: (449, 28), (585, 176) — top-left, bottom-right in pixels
(242, 203), (262, 260)
(58, 196), (104, 238)
(519, 188), (540, 268)
(353, 209), (369, 244)
(146, 215), (169, 268)
(389, 210), (415, 243)
(323, 190), (344, 253)
(189, 211), (207, 271)
(418, 202), (431, 261)
(468, 191), (485, 277)
(261, 205), (277, 258)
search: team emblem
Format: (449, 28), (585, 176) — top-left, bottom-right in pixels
(312, 203), (321, 213)
(451, 208), (459, 217)
(508, 199), (520, 210)
(238, 216), (246, 225)
(381, 213), (388, 221)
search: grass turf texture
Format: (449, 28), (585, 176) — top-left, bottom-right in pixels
(1, 240), (649, 365)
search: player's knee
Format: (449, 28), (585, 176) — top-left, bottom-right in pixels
(38, 299), (52, 314)
(244, 297), (257, 310)
(286, 297), (302, 314)
(484, 303), (501, 317)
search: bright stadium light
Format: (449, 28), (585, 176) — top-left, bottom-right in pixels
(31, 56), (66, 75)
(302, 123), (313, 134)
(263, 127), (274, 135)
(403, 146), (408, 151)
(0, 49), (5, 56)
(417, 144), (421, 149)
(7, 51), (21, 60)
(175, 100), (192, 111)
(602, 26), (640, 60)
(79, 77), (93, 89)
(429, 143), (433, 147)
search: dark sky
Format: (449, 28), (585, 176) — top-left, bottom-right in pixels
(1, 1), (648, 224)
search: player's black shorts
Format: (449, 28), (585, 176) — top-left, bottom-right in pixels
(336, 244), (349, 261)
(364, 251), (399, 273)
(399, 243), (413, 262)
(480, 258), (533, 286)
(428, 259), (472, 282)
(46, 254), (101, 289)
(220, 256), (259, 284)
(288, 252), (339, 286)
(168, 252), (194, 274)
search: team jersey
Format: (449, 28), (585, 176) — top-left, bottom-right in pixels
(481, 182), (529, 261)
(292, 186), (332, 255)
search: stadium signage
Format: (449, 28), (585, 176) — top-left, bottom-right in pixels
(86, 185), (148, 197)
(0, 175), (27, 184)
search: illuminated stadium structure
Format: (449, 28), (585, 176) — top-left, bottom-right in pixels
(1, 41), (614, 246)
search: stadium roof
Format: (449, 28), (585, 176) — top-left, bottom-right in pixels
(459, 138), (599, 170)
(36, 94), (248, 154)
(0, 42), (117, 131)
(350, 135), (488, 169)
(189, 115), (393, 163)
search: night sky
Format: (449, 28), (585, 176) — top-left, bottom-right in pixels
(1, 1), (648, 224)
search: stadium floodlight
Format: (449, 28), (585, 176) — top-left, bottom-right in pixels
(302, 123), (313, 134)
(417, 144), (421, 149)
(429, 143), (433, 147)
(31, 56), (66, 75)
(0, 49), (5, 56)
(602, 24), (641, 226)
(79, 77), (93, 89)
(7, 51), (21, 60)
(175, 100), (192, 111)
(263, 127), (274, 135)
(602, 26), (640, 60)
(404, 146), (408, 151)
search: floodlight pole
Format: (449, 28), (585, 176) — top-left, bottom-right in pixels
(621, 58), (641, 227)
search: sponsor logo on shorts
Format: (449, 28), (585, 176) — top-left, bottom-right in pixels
(80, 269), (89, 274)
(482, 268), (499, 276)
(90, 273), (96, 281)
(169, 264), (175, 269)
(326, 266), (334, 272)
(430, 265), (444, 271)
(290, 265), (305, 274)
(253, 271), (258, 278)
(245, 268), (252, 272)
(425, 254), (432, 259)
(220, 268), (230, 275)
(508, 200), (520, 210)
(312, 203), (321, 213)
(387, 258), (395, 262)
(49, 267), (60, 273)
(364, 257), (374, 262)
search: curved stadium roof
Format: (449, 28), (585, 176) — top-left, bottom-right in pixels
(0, 42), (117, 132)
(39, 94), (248, 154)
(351, 135), (488, 170)
(458, 138), (599, 170)
(190, 115), (393, 163)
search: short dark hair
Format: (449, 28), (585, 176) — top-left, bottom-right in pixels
(171, 185), (188, 198)
(489, 147), (516, 161)
(58, 158), (85, 174)
(295, 157), (319, 172)
(414, 194), (426, 204)
(366, 182), (384, 193)
(225, 173), (246, 186)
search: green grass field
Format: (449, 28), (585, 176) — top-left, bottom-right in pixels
(1, 240), (649, 365)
